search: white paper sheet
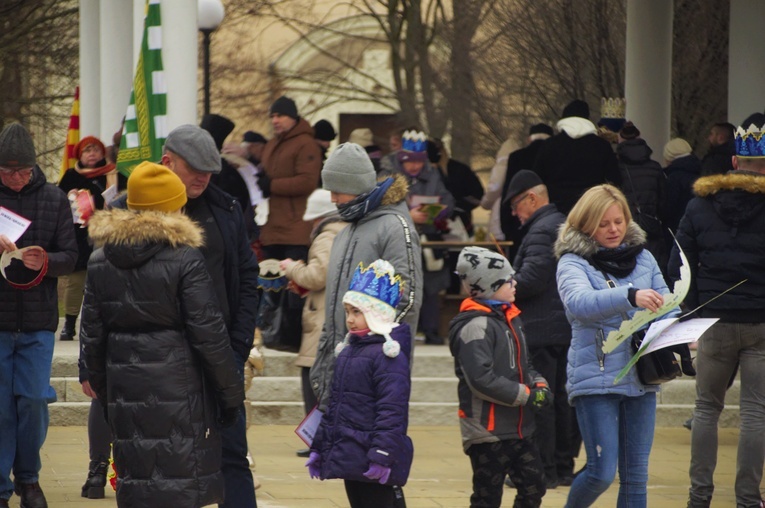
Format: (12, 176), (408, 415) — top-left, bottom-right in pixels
(234, 163), (264, 206)
(0, 207), (31, 243)
(641, 318), (719, 355)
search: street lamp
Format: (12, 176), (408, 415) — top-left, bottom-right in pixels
(198, 0), (225, 117)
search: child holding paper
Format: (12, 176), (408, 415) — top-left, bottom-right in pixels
(306, 260), (413, 508)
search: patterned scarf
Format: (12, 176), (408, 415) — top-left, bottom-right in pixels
(337, 177), (394, 222)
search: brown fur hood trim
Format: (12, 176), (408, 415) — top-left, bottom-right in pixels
(554, 221), (646, 259)
(380, 173), (409, 206)
(88, 209), (204, 249)
(693, 171), (765, 197)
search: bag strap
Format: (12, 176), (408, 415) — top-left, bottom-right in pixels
(393, 212), (416, 323)
(599, 269), (616, 289)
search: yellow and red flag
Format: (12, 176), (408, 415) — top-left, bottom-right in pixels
(58, 86), (80, 182)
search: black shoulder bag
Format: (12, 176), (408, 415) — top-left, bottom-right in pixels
(600, 271), (681, 385)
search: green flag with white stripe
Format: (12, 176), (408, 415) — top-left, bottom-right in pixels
(117, 0), (167, 177)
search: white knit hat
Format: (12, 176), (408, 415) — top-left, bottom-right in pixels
(303, 189), (337, 221)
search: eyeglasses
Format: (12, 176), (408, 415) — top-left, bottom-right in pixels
(510, 193), (531, 211)
(0, 166), (33, 177)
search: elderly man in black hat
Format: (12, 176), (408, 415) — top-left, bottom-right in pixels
(0, 123), (77, 508)
(504, 169), (580, 489)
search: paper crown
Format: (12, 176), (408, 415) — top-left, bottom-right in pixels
(401, 130), (427, 153)
(599, 97), (627, 133)
(600, 97), (626, 119)
(735, 123), (765, 158)
(339, 259), (405, 357)
(347, 260), (403, 309)
(257, 259), (288, 292)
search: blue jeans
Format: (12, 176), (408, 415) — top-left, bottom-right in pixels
(565, 392), (656, 508)
(689, 322), (765, 508)
(219, 360), (256, 508)
(0, 331), (55, 501)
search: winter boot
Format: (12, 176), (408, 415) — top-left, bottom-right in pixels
(59, 314), (77, 341)
(81, 460), (108, 499)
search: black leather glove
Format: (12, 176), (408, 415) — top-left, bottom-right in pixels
(257, 172), (271, 198)
(218, 406), (240, 428)
(525, 383), (553, 408)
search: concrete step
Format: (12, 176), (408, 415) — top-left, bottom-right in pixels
(49, 399), (740, 428)
(244, 376), (459, 403)
(50, 342), (457, 378)
(50, 335), (741, 428)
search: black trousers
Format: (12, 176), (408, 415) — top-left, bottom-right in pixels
(467, 439), (546, 508)
(529, 345), (581, 482)
(343, 480), (404, 508)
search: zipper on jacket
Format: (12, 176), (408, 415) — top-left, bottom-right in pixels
(15, 193), (23, 331)
(596, 329), (605, 371)
(201, 375), (211, 438)
(507, 321), (525, 439)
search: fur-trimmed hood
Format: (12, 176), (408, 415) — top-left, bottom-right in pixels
(88, 209), (204, 269)
(693, 171), (765, 197)
(690, 171), (765, 227)
(554, 221), (646, 259)
(379, 173), (409, 206)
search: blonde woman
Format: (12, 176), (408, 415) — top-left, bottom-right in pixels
(554, 184), (678, 507)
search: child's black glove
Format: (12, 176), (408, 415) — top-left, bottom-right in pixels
(525, 382), (553, 408)
(218, 406), (240, 428)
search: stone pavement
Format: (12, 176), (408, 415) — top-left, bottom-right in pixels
(13, 425), (744, 507)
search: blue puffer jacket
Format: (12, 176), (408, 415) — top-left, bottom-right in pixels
(312, 323), (413, 486)
(554, 222), (679, 403)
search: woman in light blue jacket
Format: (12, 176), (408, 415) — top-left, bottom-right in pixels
(554, 184), (678, 508)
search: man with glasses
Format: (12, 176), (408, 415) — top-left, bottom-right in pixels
(160, 125), (260, 508)
(503, 169), (580, 490)
(0, 123), (77, 508)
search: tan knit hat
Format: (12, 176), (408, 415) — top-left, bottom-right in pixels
(663, 138), (692, 163)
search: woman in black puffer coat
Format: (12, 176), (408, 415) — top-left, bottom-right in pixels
(80, 162), (244, 508)
(616, 126), (669, 275)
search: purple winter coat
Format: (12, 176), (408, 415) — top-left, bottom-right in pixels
(311, 323), (414, 486)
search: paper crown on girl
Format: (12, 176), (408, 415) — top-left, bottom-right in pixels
(398, 130), (428, 163)
(735, 115), (765, 158)
(339, 259), (404, 358)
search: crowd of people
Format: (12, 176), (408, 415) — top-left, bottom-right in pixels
(0, 94), (762, 508)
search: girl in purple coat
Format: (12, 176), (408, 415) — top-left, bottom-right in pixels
(306, 259), (414, 508)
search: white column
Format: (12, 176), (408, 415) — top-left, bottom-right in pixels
(99, 1), (134, 142)
(624, 0), (673, 159)
(728, 1), (765, 126)
(134, 0), (146, 68)
(79, 0), (100, 137)
(162, 0), (198, 128)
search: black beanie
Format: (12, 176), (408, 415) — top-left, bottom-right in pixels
(0, 123), (36, 168)
(200, 113), (235, 151)
(529, 123), (554, 136)
(562, 99), (590, 120)
(619, 121), (641, 140)
(313, 120), (336, 141)
(269, 96), (299, 120)
(243, 131), (267, 144)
